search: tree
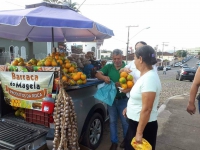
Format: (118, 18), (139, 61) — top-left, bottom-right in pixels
(43, 0), (80, 12)
(175, 50), (187, 58)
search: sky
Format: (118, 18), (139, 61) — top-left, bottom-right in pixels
(1, 0), (200, 52)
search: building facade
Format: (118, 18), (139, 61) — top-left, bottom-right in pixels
(186, 47), (200, 55)
(66, 41), (103, 60)
(0, 38), (56, 64)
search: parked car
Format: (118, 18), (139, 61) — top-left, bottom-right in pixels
(176, 68), (196, 81)
(174, 63), (179, 67)
(157, 66), (164, 71)
(180, 64), (188, 68)
(166, 65), (171, 70)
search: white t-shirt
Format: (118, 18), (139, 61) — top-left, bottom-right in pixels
(127, 70), (161, 122)
(125, 60), (157, 97)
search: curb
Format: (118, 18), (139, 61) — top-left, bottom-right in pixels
(158, 94), (188, 115)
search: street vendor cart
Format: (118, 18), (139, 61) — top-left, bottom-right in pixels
(0, 2), (114, 150)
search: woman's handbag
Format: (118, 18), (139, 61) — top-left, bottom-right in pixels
(94, 81), (117, 106)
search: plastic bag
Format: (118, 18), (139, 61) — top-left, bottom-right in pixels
(131, 137), (152, 150)
(94, 81), (117, 106)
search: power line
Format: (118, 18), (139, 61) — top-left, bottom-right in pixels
(111, 37), (126, 43)
(83, 0), (153, 5)
(77, 0), (86, 10)
(5, 1), (24, 8)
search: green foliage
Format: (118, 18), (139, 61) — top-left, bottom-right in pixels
(43, 0), (80, 12)
(175, 50), (187, 57)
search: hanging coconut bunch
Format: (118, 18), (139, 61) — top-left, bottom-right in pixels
(52, 85), (80, 150)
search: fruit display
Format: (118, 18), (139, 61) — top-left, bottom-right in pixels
(7, 50), (89, 87)
(53, 86), (80, 150)
(119, 72), (134, 89)
(13, 107), (26, 119)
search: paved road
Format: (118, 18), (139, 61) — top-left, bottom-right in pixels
(96, 57), (199, 150)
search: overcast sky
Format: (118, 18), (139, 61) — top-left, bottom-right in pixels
(1, 0), (200, 52)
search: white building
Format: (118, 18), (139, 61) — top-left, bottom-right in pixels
(66, 41), (103, 59)
(187, 47), (200, 55)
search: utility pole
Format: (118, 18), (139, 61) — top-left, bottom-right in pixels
(155, 45), (158, 58)
(173, 47), (176, 66)
(161, 42), (169, 66)
(126, 25), (138, 64)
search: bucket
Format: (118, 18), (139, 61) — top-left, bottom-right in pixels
(42, 94), (55, 114)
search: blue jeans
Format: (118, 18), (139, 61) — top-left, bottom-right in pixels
(107, 98), (128, 143)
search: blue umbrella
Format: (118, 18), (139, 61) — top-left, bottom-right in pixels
(0, 2), (114, 45)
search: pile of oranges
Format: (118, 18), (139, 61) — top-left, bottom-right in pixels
(10, 51), (88, 86)
(61, 71), (87, 85)
(119, 72), (134, 89)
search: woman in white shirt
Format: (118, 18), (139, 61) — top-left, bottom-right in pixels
(123, 45), (161, 150)
(120, 41), (157, 97)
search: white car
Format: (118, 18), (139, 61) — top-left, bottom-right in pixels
(166, 65), (171, 70)
(174, 63), (179, 67)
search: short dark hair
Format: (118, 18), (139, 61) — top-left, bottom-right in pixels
(135, 45), (157, 65)
(135, 41), (147, 50)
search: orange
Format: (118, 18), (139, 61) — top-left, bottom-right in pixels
(77, 72), (83, 75)
(18, 62), (24, 66)
(73, 74), (81, 81)
(82, 79), (87, 84)
(51, 59), (58, 66)
(127, 81), (134, 88)
(17, 57), (24, 63)
(77, 79), (83, 85)
(62, 76), (68, 82)
(65, 62), (71, 69)
(37, 61), (43, 66)
(62, 68), (68, 74)
(121, 84), (127, 89)
(68, 79), (76, 85)
(12, 60), (19, 66)
(120, 72), (128, 78)
(57, 59), (63, 66)
(55, 55), (59, 60)
(119, 77), (126, 84)
(65, 59), (70, 63)
(69, 66), (75, 73)
(80, 74), (86, 80)
(44, 59), (52, 66)
(127, 74), (133, 81)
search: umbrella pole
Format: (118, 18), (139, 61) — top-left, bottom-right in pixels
(52, 27), (54, 48)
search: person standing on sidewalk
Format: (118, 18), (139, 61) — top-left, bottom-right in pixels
(123, 45), (161, 150)
(163, 66), (167, 75)
(120, 41), (157, 98)
(187, 67), (200, 115)
(95, 49), (128, 150)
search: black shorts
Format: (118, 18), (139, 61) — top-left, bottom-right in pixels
(124, 119), (158, 150)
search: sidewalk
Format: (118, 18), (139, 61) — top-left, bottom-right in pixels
(85, 94), (200, 150)
(157, 94), (200, 150)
